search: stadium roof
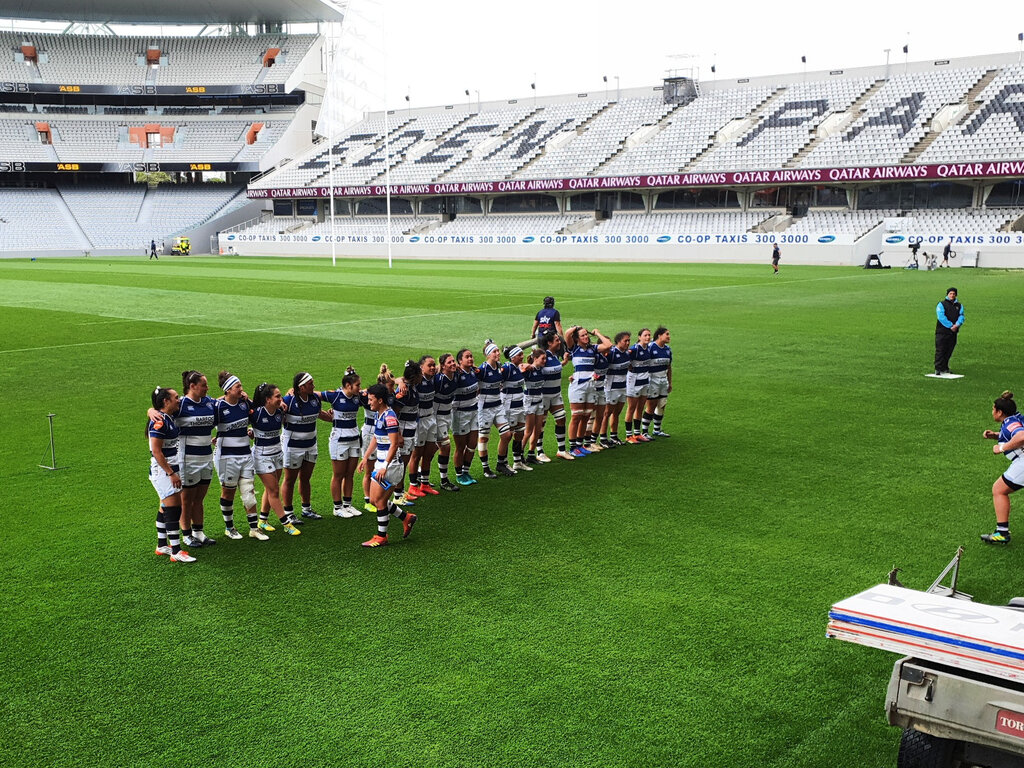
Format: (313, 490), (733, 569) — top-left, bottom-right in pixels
(0, 0), (343, 25)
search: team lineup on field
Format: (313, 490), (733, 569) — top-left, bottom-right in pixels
(146, 298), (673, 559)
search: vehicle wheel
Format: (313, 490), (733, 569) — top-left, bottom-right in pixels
(897, 729), (960, 768)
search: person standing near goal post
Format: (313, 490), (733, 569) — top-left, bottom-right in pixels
(934, 287), (964, 376)
(771, 243), (781, 274)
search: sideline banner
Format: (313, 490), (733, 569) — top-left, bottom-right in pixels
(248, 161), (1024, 199)
(221, 231), (1024, 247)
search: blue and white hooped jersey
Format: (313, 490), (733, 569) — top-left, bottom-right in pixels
(215, 398), (252, 456)
(593, 349), (609, 384)
(999, 413), (1024, 462)
(569, 344), (597, 385)
(282, 393), (322, 450)
(477, 362), (504, 409)
(501, 362), (525, 410)
(321, 389), (361, 443)
(542, 350), (563, 396)
(360, 391), (375, 428)
(629, 343), (652, 386)
(394, 386), (419, 441)
(373, 408), (400, 463)
(648, 343), (673, 380)
(524, 366), (545, 398)
(177, 394), (218, 458)
(606, 347), (631, 390)
(148, 413), (181, 471)
(416, 377), (435, 418)
(454, 369), (479, 412)
(433, 373), (457, 416)
(249, 406), (283, 456)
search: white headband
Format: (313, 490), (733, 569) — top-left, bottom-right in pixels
(221, 375), (240, 393)
(484, 343), (499, 356)
(508, 346), (523, 359)
(297, 373), (313, 387)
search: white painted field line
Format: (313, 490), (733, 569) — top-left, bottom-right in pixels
(0, 272), (868, 356)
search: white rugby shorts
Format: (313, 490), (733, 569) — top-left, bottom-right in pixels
(253, 450), (284, 475)
(150, 459), (181, 500)
(215, 453), (255, 487)
(181, 454), (213, 486)
(283, 445), (318, 469)
(452, 409), (479, 436)
(329, 439), (361, 461)
(477, 404), (507, 432)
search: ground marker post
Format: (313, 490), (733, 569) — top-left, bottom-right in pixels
(39, 413), (66, 471)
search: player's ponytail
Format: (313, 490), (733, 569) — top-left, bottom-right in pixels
(181, 369), (203, 391)
(152, 387), (173, 410)
(996, 391), (1018, 415)
(342, 366), (360, 388)
(253, 382), (277, 410)
(377, 364), (394, 386)
(403, 359), (421, 384)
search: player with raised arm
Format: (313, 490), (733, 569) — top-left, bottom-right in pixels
(563, 326), (612, 457)
(477, 340), (513, 478)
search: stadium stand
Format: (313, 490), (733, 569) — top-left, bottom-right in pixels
(918, 64), (1024, 163)
(0, 116), (292, 164)
(592, 211), (784, 235)
(0, 31), (316, 86)
(784, 208), (899, 237)
(799, 68), (985, 168)
(892, 208), (1023, 235)
(0, 187), (92, 251)
(57, 183), (244, 249)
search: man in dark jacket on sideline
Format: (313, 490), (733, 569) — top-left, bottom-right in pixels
(934, 287), (964, 375)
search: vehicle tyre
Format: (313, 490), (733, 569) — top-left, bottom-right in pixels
(897, 728), (960, 768)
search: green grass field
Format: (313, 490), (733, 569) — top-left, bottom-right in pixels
(3, 255), (1024, 768)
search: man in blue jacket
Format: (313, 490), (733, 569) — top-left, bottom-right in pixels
(934, 287), (964, 375)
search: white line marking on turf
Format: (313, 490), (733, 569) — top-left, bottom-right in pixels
(0, 272), (868, 355)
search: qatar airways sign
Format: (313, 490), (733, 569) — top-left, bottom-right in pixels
(248, 161), (1024, 199)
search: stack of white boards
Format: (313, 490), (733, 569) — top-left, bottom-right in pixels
(827, 584), (1024, 682)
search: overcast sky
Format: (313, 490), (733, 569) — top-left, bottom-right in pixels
(381, 0), (1023, 109)
(3, 0), (1022, 112)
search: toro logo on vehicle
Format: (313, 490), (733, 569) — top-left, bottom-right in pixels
(996, 710), (1024, 739)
